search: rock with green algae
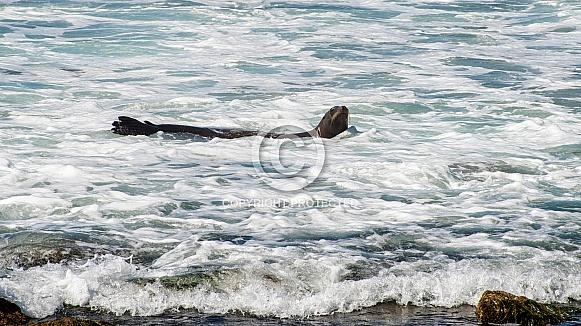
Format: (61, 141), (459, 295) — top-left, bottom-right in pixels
(132, 269), (229, 291)
(476, 290), (571, 326)
(0, 297), (29, 325)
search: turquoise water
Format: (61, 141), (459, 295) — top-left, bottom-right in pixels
(1, 0), (580, 322)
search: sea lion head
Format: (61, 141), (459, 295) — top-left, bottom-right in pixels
(316, 106), (349, 138)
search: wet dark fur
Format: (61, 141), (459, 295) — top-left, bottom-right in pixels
(112, 106), (349, 139)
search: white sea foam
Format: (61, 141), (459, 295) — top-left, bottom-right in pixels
(1, 0), (580, 320)
(2, 253), (581, 318)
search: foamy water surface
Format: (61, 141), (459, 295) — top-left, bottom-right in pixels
(1, 0), (581, 320)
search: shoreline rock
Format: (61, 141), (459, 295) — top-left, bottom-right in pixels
(1, 292), (578, 326)
(0, 297), (113, 326)
(476, 290), (571, 325)
(28, 317), (114, 326)
(0, 297), (29, 325)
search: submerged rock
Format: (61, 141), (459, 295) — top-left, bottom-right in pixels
(476, 290), (570, 325)
(0, 297), (29, 325)
(0, 244), (85, 269)
(132, 268), (230, 291)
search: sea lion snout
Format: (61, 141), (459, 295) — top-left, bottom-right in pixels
(330, 106), (349, 118)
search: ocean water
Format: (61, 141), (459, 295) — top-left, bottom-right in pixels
(1, 0), (581, 324)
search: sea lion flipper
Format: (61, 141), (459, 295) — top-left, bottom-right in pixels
(112, 116), (160, 136)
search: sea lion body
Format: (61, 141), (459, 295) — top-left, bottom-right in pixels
(112, 106), (349, 139)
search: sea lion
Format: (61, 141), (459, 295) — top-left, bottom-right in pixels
(112, 105), (349, 139)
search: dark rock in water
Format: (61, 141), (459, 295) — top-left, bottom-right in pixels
(0, 297), (29, 325)
(133, 269), (229, 291)
(476, 290), (570, 325)
(28, 317), (114, 325)
(1, 298), (112, 326)
(0, 244), (86, 269)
